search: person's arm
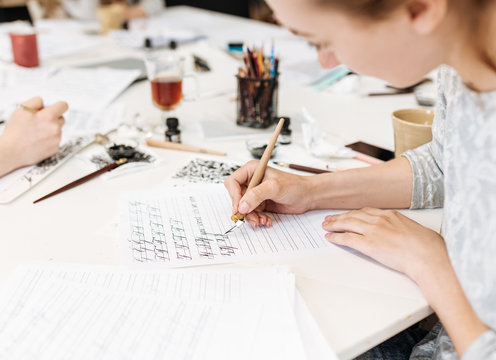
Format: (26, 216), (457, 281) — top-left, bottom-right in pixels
(0, 97), (68, 177)
(224, 156), (414, 227)
(309, 156), (413, 209)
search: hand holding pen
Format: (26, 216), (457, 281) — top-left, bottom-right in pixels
(0, 97), (68, 177)
(224, 161), (316, 229)
(224, 119), (314, 230)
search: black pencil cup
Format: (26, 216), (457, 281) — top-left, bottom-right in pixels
(236, 74), (279, 128)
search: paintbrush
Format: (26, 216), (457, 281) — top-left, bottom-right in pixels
(33, 158), (127, 204)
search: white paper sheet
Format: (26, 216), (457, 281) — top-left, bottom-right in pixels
(8, 263), (287, 303)
(62, 103), (125, 139)
(119, 184), (337, 267)
(294, 291), (339, 360)
(0, 66), (139, 113)
(0, 275), (259, 360)
(38, 67), (140, 112)
(0, 32), (103, 62)
(0, 264), (314, 360)
(0, 64), (55, 88)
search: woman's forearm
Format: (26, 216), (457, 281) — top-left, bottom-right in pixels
(307, 156), (413, 210)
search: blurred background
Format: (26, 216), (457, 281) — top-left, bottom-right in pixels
(0, 0), (275, 23)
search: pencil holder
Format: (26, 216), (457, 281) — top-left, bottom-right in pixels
(236, 74), (279, 128)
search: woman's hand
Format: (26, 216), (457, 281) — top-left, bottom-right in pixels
(224, 160), (315, 228)
(0, 97), (68, 176)
(323, 208), (493, 357)
(322, 207), (450, 282)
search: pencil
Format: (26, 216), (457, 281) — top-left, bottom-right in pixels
(145, 138), (227, 156)
(231, 117), (285, 223)
(16, 104), (38, 114)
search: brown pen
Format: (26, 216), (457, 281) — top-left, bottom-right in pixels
(273, 161), (334, 174)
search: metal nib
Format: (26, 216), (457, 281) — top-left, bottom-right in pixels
(224, 219), (245, 235)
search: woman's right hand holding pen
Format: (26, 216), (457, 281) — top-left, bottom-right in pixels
(224, 160), (315, 227)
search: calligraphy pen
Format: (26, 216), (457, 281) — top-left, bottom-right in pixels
(33, 158), (127, 204)
(224, 118), (285, 235)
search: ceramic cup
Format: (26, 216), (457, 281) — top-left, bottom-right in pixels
(392, 108), (434, 158)
(9, 31), (39, 68)
(97, 4), (124, 35)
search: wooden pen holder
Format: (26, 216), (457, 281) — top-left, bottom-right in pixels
(236, 74), (279, 128)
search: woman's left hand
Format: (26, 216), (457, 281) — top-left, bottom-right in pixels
(322, 207), (450, 282)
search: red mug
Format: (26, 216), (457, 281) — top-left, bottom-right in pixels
(9, 32), (40, 68)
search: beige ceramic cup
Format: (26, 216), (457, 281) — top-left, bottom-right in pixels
(97, 4), (124, 35)
(392, 109), (434, 157)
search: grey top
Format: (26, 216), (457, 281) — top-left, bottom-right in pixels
(403, 66), (496, 360)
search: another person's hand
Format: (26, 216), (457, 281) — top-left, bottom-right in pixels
(224, 160), (314, 227)
(0, 97), (68, 176)
(322, 208), (450, 283)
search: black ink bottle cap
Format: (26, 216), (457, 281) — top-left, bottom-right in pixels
(144, 37), (152, 49)
(166, 117), (179, 129)
(279, 117), (292, 145)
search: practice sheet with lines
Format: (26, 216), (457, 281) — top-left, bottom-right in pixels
(0, 264), (310, 360)
(0, 273), (259, 360)
(119, 184), (338, 267)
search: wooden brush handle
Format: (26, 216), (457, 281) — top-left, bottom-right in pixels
(146, 139), (226, 156)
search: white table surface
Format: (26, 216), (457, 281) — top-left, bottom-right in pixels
(0, 7), (443, 359)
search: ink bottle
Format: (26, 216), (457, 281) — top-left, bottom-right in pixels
(165, 117), (181, 143)
(279, 117), (292, 145)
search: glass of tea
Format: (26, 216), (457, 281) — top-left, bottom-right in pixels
(145, 53), (198, 134)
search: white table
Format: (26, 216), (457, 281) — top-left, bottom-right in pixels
(0, 7), (442, 359)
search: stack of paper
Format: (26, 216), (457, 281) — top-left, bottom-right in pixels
(0, 263), (337, 360)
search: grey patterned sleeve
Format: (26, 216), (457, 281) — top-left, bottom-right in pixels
(402, 141), (445, 209)
(462, 330), (496, 360)
(399, 66), (453, 210)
